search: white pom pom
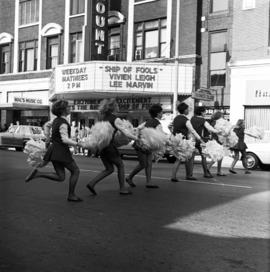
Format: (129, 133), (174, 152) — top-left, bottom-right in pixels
(24, 139), (46, 167)
(202, 140), (226, 161)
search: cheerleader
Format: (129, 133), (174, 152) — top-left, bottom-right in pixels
(24, 100), (84, 202)
(190, 106), (220, 178)
(170, 102), (204, 182)
(126, 104), (164, 189)
(85, 99), (138, 196)
(229, 119), (251, 174)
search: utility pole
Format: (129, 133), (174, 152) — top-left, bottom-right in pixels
(173, 0), (180, 116)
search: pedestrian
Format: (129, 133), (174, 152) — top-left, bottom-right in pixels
(170, 102), (204, 182)
(126, 104), (164, 189)
(71, 121), (79, 154)
(24, 99), (84, 202)
(85, 98), (138, 196)
(207, 111), (226, 176)
(190, 106), (220, 178)
(229, 119), (251, 174)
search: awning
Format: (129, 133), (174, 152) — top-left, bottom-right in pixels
(0, 103), (49, 110)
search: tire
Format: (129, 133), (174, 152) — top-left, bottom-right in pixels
(245, 152), (259, 170)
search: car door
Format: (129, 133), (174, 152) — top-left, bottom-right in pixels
(12, 126), (25, 147)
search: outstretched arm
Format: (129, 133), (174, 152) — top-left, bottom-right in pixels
(205, 121), (219, 134)
(59, 124), (81, 147)
(186, 120), (204, 142)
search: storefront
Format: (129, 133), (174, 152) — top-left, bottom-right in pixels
(51, 61), (194, 127)
(0, 77), (50, 129)
(230, 60), (270, 132)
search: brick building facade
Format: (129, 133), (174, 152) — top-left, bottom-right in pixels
(0, 0), (234, 129)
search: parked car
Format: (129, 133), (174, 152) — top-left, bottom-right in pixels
(0, 125), (45, 151)
(246, 141), (270, 170)
(118, 141), (176, 163)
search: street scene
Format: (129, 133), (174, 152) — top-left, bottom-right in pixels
(0, 0), (270, 271)
(0, 150), (269, 272)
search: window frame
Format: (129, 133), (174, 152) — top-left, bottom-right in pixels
(134, 18), (167, 60)
(46, 36), (60, 69)
(108, 26), (121, 60)
(18, 40), (38, 72)
(0, 44), (11, 74)
(69, 32), (83, 63)
(209, 31), (227, 88)
(242, 0), (256, 10)
(19, 0), (39, 26)
(70, 0), (85, 16)
(210, 0), (229, 13)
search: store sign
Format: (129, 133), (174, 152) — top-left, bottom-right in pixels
(246, 80), (270, 105)
(70, 96), (172, 112)
(55, 62), (193, 95)
(8, 91), (49, 105)
(89, 0), (108, 60)
(192, 88), (215, 101)
(204, 107), (230, 120)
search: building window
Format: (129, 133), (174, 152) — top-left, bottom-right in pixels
(19, 40), (37, 72)
(209, 32), (227, 87)
(108, 27), (120, 60)
(19, 0), (39, 25)
(46, 36), (59, 69)
(70, 0), (85, 15)
(210, 0), (228, 13)
(0, 44), (11, 74)
(134, 18), (166, 60)
(242, 0), (255, 10)
(70, 32), (83, 63)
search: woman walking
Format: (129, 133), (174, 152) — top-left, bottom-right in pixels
(86, 99), (138, 196)
(25, 100), (83, 202)
(170, 102), (204, 182)
(126, 104), (164, 189)
(229, 119), (250, 174)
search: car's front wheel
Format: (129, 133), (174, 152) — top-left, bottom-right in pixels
(245, 152), (259, 170)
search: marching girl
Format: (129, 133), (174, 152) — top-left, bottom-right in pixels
(85, 98), (138, 196)
(126, 104), (164, 189)
(229, 119), (251, 174)
(170, 102), (204, 182)
(25, 99), (84, 202)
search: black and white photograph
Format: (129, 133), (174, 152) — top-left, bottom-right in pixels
(0, 0), (269, 271)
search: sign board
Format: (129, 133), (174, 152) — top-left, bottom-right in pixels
(54, 62), (193, 95)
(70, 96), (172, 112)
(8, 91), (49, 105)
(192, 88), (215, 101)
(86, 0), (108, 60)
(246, 80), (270, 105)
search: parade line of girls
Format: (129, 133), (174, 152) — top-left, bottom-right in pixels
(24, 99), (253, 202)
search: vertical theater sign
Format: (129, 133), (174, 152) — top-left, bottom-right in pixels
(85, 0), (108, 60)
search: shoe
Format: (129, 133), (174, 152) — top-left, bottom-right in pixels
(67, 195), (83, 202)
(119, 190), (132, 195)
(86, 184), (97, 196)
(217, 173), (226, 176)
(185, 176), (197, 181)
(171, 178), (181, 182)
(229, 169), (237, 174)
(245, 170), (251, 174)
(25, 168), (37, 183)
(126, 178), (136, 187)
(145, 184), (159, 188)
(204, 174), (213, 178)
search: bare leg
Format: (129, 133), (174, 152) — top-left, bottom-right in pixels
(230, 151), (239, 172)
(171, 159), (181, 180)
(126, 150), (146, 183)
(145, 153), (153, 185)
(64, 161), (81, 201)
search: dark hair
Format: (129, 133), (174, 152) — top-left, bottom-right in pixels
(51, 100), (69, 117)
(149, 104), (163, 118)
(194, 106), (206, 116)
(211, 111), (223, 121)
(177, 102), (188, 114)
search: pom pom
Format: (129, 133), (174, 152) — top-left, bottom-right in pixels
(166, 133), (195, 161)
(82, 121), (114, 152)
(24, 139), (46, 167)
(202, 140), (226, 162)
(245, 126), (265, 140)
(113, 119), (136, 147)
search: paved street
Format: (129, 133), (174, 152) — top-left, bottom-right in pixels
(0, 149), (270, 272)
